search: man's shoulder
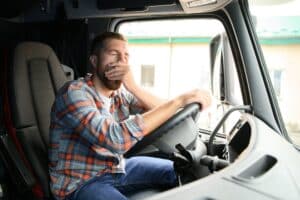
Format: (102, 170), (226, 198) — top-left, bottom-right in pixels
(58, 77), (91, 95)
(66, 78), (88, 90)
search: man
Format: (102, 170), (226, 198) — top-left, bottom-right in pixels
(49, 32), (211, 200)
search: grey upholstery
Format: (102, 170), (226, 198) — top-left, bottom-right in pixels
(11, 42), (68, 198)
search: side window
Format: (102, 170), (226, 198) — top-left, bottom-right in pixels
(118, 19), (243, 134)
(249, 2), (300, 145)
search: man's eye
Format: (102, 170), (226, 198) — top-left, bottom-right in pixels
(110, 51), (118, 55)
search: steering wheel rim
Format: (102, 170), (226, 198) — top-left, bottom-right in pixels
(125, 103), (201, 157)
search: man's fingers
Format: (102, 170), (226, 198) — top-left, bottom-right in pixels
(186, 89), (212, 110)
(105, 70), (124, 77)
(105, 64), (129, 80)
(200, 92), (212, 109)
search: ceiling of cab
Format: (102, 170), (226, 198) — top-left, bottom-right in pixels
(97, 0), (176, 10)
(0, 0), (232, 20)
(65, 0), (233, 18)
(64, 0), (182, 19)
(0, 0), (38, 18)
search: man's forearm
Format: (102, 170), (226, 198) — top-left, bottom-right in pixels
(141, 97), (182, 135)
(140, 88), (211, 135)
(128, 85), (166, 110)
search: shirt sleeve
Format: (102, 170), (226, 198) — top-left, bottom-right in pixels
(55, 87), (146, 154)
(121, 88), (146, 114)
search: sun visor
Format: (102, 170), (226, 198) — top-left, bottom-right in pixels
(179, 0), (232, 13)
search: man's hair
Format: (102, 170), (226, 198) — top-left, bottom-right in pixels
(90, 32), (126, 55)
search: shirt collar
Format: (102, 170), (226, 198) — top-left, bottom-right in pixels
(84, 73), (118, 99)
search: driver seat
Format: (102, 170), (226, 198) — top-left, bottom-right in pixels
(9, 41), (162, 200)
(10, 41), (69, 198)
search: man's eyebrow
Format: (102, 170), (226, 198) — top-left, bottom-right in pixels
(102, 49), (118, 55)
(105, 48), (129, 56)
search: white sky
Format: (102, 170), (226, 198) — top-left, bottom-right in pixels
(249, 0), (300, 16)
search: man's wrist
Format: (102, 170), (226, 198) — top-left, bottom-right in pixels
(173, 96), (185, 109)
(124, 82), (139, 94)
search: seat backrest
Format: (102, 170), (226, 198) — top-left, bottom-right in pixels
(10, 42), (69, 198)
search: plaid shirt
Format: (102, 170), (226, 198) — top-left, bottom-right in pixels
(48, 75), (146, 199)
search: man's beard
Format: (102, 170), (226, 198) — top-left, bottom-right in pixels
(96, 68), (122, 90)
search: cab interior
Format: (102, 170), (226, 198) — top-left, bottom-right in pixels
(1, 1), (297, 200)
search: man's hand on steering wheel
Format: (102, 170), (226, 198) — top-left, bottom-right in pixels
(178, 89), (212, 110)
(141, 89), (212, 135)
(125, 89), (212, 157)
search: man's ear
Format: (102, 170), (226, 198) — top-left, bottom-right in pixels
(89, 55), (98, 69)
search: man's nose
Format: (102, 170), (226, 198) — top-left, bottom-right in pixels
(118, 54), (127, 63)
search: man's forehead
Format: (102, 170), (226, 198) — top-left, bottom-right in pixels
(103, 38), (128, 50)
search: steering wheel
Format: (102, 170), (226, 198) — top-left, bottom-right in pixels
(125, 103), (201, 157)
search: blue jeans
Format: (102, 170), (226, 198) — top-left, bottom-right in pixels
(67, 156), (177, 200)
